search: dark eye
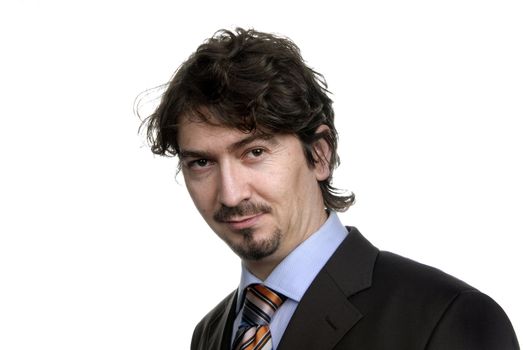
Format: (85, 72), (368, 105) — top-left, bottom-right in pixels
(250, 148), (264, 157)
(189, 159), (209, 168)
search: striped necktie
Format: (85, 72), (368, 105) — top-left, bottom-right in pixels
(232, 284), (287, 350)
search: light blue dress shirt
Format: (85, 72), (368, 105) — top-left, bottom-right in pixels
(231, 212), (348, 349)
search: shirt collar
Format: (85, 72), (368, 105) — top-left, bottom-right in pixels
(236, 211), (348, 309)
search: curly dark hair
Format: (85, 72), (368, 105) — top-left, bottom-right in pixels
(140, 28), (354, 211)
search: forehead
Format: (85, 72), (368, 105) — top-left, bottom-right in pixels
(177, 114), (270, 151)
(179, 114), (244, 142)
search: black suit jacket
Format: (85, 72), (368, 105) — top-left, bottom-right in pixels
(191, 227), (519, 349)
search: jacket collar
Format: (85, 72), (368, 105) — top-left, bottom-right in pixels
(277, 227), (378, 350)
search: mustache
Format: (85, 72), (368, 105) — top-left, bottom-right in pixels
(213, 202), (272, 223)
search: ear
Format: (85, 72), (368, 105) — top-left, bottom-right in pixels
(312, 125), (332, 181)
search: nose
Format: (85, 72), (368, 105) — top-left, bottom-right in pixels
(217, 160), (251, 207)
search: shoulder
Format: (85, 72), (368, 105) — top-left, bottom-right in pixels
(426, 289), (520, 349)
(357, 250), (479, 327)
(370, 250), (496, 322)
(191, 290), (236, 350)
(356, 251), (519, 348)
(374, 250), (474, 296)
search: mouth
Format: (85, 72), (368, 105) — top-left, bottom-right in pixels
(223, 213), (265, 231)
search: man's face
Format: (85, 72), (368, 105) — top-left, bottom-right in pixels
(177, 116), (329, 267)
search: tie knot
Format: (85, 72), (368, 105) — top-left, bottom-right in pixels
(233, 284), (286, 350)
(241, 284), (286, 326)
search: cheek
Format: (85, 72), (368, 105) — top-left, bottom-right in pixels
(284, 164), (318, 204)
(258, 163), (308, 203)
(185, 179), (215, 216)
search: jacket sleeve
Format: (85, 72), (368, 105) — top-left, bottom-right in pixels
(426, 290), (519, 350)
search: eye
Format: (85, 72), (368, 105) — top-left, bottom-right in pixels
(248, 148), (264, 157)
(188, 159), (210, 168)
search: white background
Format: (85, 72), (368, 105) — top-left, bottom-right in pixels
(1, 1), (521, 349)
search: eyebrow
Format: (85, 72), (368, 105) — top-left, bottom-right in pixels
(179, 133), (277, 160)
(178, 150), (212, 160)
(227, 133), (276, 153)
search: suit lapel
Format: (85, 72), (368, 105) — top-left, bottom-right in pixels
(278, 227), (378, 350)
(203, 290), (238, 350)
(277, 271), (363, 350)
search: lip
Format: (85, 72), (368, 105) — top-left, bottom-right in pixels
(223, 213), (265, 231)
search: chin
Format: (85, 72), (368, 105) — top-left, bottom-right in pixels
(227, 228), (282, 261)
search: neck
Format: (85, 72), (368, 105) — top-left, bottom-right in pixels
(244, 209), (329, 280)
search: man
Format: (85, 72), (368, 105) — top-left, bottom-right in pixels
(142, 28), (519, 349)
